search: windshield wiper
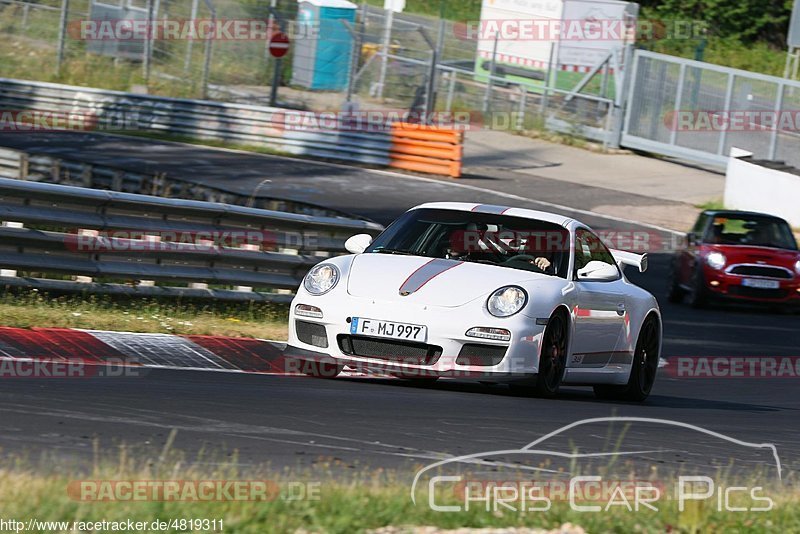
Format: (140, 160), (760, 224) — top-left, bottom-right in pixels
(373, 248), (415, 255)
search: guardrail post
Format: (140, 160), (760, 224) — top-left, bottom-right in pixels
(51, 159), (61, 182)
(0, 161), (386, 298)
(234, 243), (260, 292)
(137, 234), (162, 287)
(74, 229), (97, 283)
(188, 238), (214, 290)
(81, 164), (93, 187)
(19, 153), (29, 181)
(112, 171), (124, 191)
(150, 172), (165, 196)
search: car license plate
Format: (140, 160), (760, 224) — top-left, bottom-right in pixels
(741, 278), (780, 289)
(350, 317), (427, 343)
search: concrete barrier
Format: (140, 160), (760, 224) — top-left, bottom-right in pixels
(724, 147), (800, 227)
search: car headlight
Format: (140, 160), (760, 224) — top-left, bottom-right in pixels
(487, 286), (528, 317)
(795, 259), (800, 276)
(706, 251), (726, 270)
(303, 263), (340, 295)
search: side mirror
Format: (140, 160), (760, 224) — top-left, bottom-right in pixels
(344, 233), (373, 254)
(576, 261), (619, 282)
(687, 232), (699, 246)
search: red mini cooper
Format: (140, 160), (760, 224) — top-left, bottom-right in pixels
(668, 210), (800, 309)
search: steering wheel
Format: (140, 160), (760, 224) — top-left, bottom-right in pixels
(503, 254), (549, 273)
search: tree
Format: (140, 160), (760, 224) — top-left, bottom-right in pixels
(639, 0), (793, 47)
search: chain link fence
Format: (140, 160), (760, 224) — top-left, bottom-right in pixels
(0, 0), (620, 144)
(622, 50), (800, 169)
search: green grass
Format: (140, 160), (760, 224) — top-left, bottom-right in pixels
(0, 446), (797, 534)
(696, 199), (726, 210)
(0, 289), (289, 339)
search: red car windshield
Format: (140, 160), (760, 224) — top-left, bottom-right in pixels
(704, 215), (798, 250)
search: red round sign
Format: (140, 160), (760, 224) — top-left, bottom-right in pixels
(269, 32), (290, 58)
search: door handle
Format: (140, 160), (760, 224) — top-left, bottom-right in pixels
(616, 303), (626, 316)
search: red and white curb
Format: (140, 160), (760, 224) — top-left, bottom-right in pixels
(0, 327), (372, 378)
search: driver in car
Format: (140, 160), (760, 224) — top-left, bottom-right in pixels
(446, 227), (555, 273)
(531, 256), (551, 271)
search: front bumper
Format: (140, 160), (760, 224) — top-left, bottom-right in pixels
(286, 293), (547, 379)
(703, 267), (800, 304)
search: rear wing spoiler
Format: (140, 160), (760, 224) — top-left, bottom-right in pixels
(610, 249), (648, 273)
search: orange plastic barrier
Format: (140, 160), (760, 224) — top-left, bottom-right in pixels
(389, 122), (464, 178)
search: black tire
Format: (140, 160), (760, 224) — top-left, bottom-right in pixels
(594, 315), (660, 402)
(302, 361), (343, 378)
(532, 310), (569, 398)
(666, 260), (685, 303)
(687, 266), (708, 308)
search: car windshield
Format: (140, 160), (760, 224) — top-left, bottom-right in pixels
(703, 215), (798, 250)
(365, 208), (571, 278)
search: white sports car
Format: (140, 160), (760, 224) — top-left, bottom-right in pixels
(286, 202), (662, 401)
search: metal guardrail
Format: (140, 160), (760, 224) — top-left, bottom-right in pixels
(0, 78), (467, 177)
(0, 78), (392, 166)
(0, 177), (383, 301)
(1, 78), (396, 162)
(0, 146), (349, 216)
(0, 146), (157, 194)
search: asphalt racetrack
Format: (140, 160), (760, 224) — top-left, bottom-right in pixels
(0, 133), (797, 480)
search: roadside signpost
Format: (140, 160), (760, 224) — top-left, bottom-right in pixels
(269, 32), (290, 58)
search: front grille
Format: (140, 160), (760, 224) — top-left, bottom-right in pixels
(295, 320), (328, 348)
(456, 343), (508, 366)
(728, 286), (788, 300)
(728, 265), (793, 279)
(337, 335), (442, 365)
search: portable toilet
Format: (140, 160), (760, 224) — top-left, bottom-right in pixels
(291, 0), (357, 91)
